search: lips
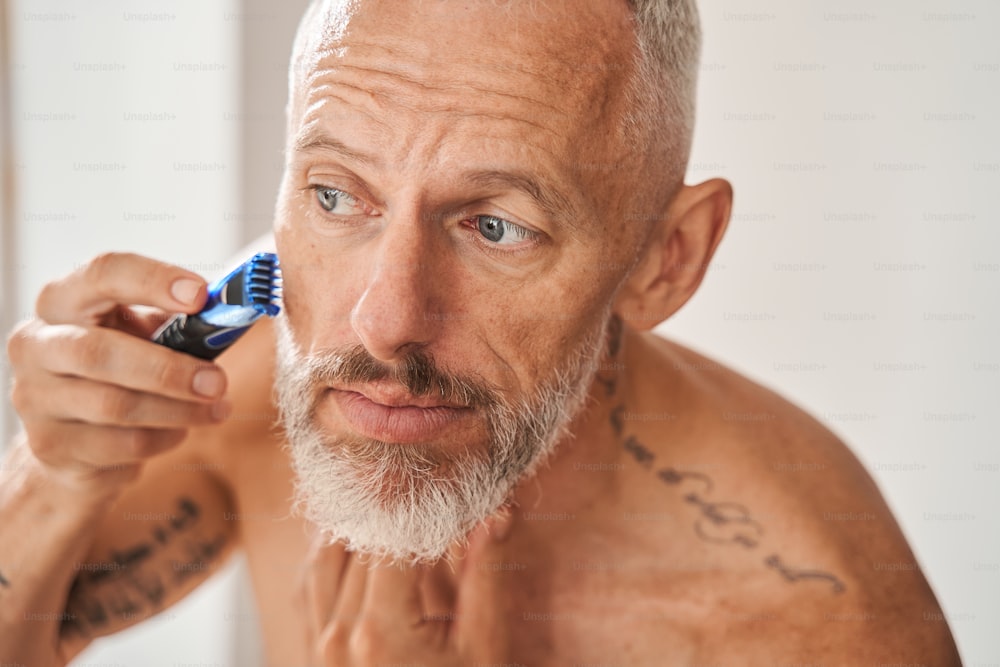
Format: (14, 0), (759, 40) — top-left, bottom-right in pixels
(347, 381), (466, 409)
(322, 384), (473, 443)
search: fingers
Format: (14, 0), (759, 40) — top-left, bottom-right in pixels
(18, 375), (228, 428)
(363, 559), (426, 627)
(17, 323), (227, 402)
(24, 421), (187, 470)
(420, 560), (458, 624)
(6, 301), (229, 497)
(301, 535), (349, 655)
(35, 252), (207, 325)
(306, 512), (517, 665)
(332, 553), (371, 625)
(451, 510), (516, 660)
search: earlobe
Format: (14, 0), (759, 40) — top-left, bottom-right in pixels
(613, 177), (733, 331)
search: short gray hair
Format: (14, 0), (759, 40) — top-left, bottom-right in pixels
(622, 0), (702, 195)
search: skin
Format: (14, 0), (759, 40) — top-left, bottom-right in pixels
(1, 0), (962, 665)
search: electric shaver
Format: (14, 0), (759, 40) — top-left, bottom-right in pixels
(152, 252), (282, 360)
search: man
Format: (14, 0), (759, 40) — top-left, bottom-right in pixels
(1, 0), (962, 664)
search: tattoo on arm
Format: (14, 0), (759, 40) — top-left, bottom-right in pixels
(615, 405), (846, 594)
(60, 497), (229, 640)
(0, 569), (9, 588)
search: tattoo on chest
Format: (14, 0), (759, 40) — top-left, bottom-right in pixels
(60, 496), (229, 640)
(615, 405), (846, 595)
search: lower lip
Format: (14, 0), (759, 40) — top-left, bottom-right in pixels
(326, 390), (473, 443)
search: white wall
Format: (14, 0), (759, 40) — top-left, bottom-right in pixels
(3, 0), (997, 665)
(665, 0), (999, 663)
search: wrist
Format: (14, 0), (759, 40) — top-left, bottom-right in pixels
(4, 437), (132, 515)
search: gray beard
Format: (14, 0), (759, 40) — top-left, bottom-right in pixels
(272, 313), (608, 563)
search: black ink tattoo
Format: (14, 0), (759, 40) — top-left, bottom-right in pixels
(170, 497), (200, 532)
(765, 554), (846, 594)
(616, 416), (846, 593)
(657, 467), (713, 494)
(111, 543), (153, 569)
(623, 436), (656, 468)
(0, 569), (9, 588)
(606, 314), (623, 358)
(610, 405), (625, 437)
(594, 375), (617, 397)
(684, 493), (763, 549)
(173, 533), (229, 585)
(61, 497), (216, 639)
(128, 570), (167, 607)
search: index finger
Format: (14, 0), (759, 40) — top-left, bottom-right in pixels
(363, 559), (426, 627)
(36, 252), (207, 325)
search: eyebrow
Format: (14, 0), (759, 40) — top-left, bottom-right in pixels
(465, 169), (576, 222)
(293, 131), (381, 169)
(292, 130), (577, 222)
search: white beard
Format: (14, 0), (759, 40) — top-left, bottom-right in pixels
(272, 313), (607, 563)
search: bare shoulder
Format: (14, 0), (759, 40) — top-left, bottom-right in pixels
(625, 332), (962, 664)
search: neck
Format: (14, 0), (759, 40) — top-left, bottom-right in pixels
(507, 318), (639, 519)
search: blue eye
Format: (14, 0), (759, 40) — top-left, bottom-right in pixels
(314, 187), (367, 216)
(475, 215), (532, 245)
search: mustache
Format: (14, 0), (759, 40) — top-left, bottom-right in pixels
(304, 344), (501, 409)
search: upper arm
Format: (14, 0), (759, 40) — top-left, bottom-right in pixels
(58, 295), (281, 662)
(708, 585), (963, 666)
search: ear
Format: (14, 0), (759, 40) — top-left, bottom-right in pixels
(613, 178), (733, 331)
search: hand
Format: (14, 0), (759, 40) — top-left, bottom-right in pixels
(6, 252), (230, 498)
(301, 513), (515, 666)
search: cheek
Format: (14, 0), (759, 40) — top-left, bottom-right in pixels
(469, 260), (615, 393)
(274, 214), (355, 348)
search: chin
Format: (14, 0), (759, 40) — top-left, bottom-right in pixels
(284, 421), (518, 563)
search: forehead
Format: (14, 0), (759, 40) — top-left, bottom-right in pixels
(288, 0), (638, 169)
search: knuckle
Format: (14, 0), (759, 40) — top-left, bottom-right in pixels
(34, 280), (64, 319)
(72, 330), (110, 375)
(318, 621), (351, 660)
(9, 378), (31, 416)
(153, 356), (188, 393)
(121, 428), (159, 459)
(86, 252), (125, 284)
(26, 426), (61, 464)
(96, 386), (139, 422)
(348, 620), (382, 661)
(5, 321), (32, 363)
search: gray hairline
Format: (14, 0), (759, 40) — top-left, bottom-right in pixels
(621, 0), (702, 190)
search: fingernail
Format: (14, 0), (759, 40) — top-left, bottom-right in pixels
(211, 400), (232, 422)
(193, 369), (225, 397)
(171, 278), (202, 306)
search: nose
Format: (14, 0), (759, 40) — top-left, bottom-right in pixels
(350, 212), (440, 362)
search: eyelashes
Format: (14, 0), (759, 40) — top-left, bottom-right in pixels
(304, 184), (542, 253)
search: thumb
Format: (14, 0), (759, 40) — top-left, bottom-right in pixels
(452, 508), (517, 660)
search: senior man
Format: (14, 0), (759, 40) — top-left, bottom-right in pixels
(2, 0), (961, 665)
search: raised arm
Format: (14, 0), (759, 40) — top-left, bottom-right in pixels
(1, 253), (240, 665)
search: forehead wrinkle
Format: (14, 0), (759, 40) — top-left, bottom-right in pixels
(301, 68), (565, 144)
(308, 52), (570, 124)
(300, 87), (392, 135)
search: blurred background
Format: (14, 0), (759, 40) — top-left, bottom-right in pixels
(1, 0), (997, 665)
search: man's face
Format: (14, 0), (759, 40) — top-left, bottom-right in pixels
(272, 0), (645, 561)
